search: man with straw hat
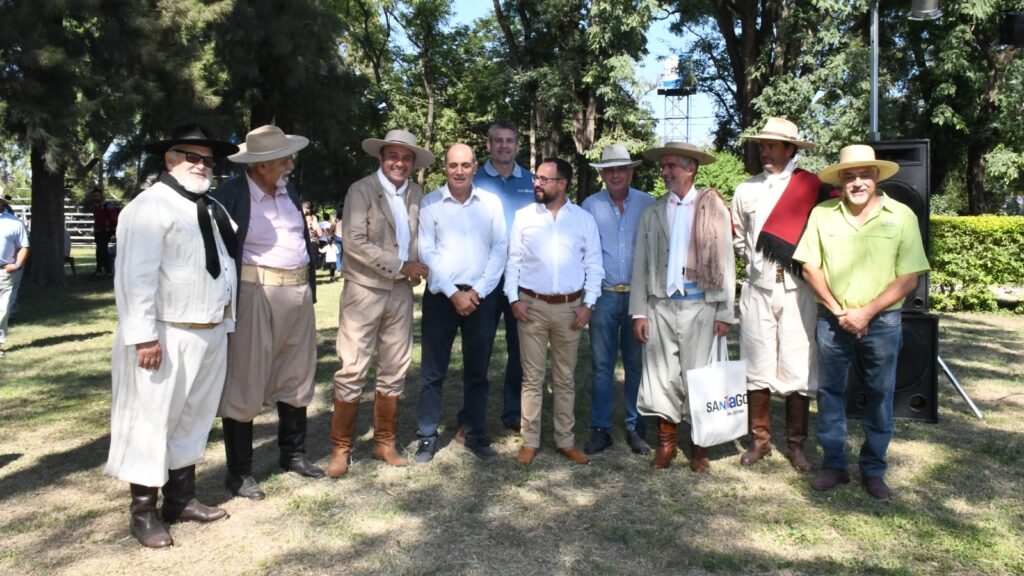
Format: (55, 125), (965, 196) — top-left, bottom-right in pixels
(580, 144), (655, 456)
(107, 124), (238, 548)
(630, 142), (735, 473)
(731, 117), (832, 473)
(793, 144), (929, 500)
(0, 188), (29, 359)
(211, 124), (324, 501)
(327, 129), (434, 476)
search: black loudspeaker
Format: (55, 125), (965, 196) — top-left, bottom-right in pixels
(999, 12), (1024, 46)
(845, 312), (939, 423)
(866, 140), (930, 312)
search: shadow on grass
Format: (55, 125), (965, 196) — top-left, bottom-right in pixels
(0, 435), (110, 504)
(6, 330), (112, 352)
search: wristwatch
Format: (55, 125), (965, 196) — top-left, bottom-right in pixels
(585, 302), (595, 311)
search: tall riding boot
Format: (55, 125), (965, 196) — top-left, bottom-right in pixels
(222, 417), (265, 500)
(277, 402), (325, 479)
(784, 393), (813, 473)
(649, 418), (678, 469)
(327, 397), (360, 477)
(690, 443), (710, 474)
(740, 389), (773, 466)
(371, 391), (407, 466)
(129, 484), (172, 548)
(161, 465), (228, 524)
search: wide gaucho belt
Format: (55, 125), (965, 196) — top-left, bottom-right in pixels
(241, 264), (307, 286)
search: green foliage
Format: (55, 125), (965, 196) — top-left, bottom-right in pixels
(929, 216), (1024, 312)
(694, 150), (748, 204)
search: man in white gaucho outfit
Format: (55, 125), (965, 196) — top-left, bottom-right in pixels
(731, 117), (830, 473)
(105, 125), (239, 549)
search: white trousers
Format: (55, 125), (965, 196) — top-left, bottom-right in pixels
(0, 267), (23, 345)
(106, 321), (228, 487)
(738, 281), (817, 396)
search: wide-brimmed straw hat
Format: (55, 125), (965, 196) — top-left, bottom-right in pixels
(361, 129), (435, 168)
(742, 117), (815, 149)
(229, 125), (309, 163)
(590, 144), (642, 169)
(642, 141), (716, 166)
(144, 124), (239, 157)
(819, 144), (900, 185)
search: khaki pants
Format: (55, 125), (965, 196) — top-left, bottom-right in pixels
(739, 281), (817, 396)
(517, 293), (583, 449)
(333, 280), (413, 402)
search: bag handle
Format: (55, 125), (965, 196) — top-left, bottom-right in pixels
(706, 335), (728, 365)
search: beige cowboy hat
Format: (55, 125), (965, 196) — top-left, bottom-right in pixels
(742, 117), (815, 149)
(361, 129), (435, 168)
(229, 125), (309, 164)
(642, 141), (716, 166)
(590, 144), (642, 169)
(819, 144), (900, 185)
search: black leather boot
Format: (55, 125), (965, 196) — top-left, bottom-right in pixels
(161, 465), (228, 524)
(222, 417), (266, 500)
(130, 484), (172, 548)
(277, 402), (325, 478)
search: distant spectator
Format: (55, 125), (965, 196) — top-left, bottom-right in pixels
(331, 211), (343, 274)
(1, 193), (31, 358)
(83, 187), (120, 277)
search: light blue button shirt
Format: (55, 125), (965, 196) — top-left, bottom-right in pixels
(581, 187), (654, 287)
(473, 160), (535, 239)
(0, 211), (29, 265)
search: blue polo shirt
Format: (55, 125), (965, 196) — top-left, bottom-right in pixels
(474, 160), (535, 238)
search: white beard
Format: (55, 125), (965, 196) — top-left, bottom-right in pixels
(182, 176), (212, 194)
(276, 173), (291, 188)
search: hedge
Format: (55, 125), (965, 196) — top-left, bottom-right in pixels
(929, 216), (1024, 313)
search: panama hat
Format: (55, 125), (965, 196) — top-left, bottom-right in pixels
(742, 117), (815, 149)
(642, 141), (716, 166)
(229, 125), (309, 163)
(361, 129), (435, 168)
(144, 124), (239, 157)
(590, 144), (642, 169)
(819, 144), (900, 185)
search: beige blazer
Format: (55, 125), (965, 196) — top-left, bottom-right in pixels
(341, 173), (422, 289)
(628, 191), (736, 323)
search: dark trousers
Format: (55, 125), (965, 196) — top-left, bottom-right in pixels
(417, 289), (499, 449)
(496, 276), (523, 426)
(94, 229), (114, 274)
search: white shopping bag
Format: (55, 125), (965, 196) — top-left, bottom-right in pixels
(686, 336), (749, 447)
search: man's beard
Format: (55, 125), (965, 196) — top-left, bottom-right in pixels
(276, 171), (292, 188)
(182, 174), (212, 194)
(534, 188), (556, 205)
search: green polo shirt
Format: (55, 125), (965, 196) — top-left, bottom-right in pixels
(793, 193), (930, 311)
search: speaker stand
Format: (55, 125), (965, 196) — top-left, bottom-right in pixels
(937, 356), (983, 419)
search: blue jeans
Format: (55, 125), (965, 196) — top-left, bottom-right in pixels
(816, 308), (903, 477)
(588, 290), (644, 433)
(333, 238), (343, 271)
(417, 290), (498, 449)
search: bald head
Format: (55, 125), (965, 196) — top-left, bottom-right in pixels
(444, 143), (478, 199)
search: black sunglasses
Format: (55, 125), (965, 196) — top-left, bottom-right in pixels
(170, 149), (216, 168)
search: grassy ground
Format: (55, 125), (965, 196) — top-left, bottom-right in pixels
(1, 248), (1022, 575)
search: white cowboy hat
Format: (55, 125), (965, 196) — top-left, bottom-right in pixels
(590, 144), (642, 169)
(361, 129), (435, 168)
(228, 125), (309, 164)
(819, 144), (900, 185)
(742, 117), (815, 149)
(642, 141), (716, 166)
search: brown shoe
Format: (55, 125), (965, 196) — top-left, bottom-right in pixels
(327, 398), (359, 477)
(161, 465), (228, 524)
(650, 418), (677, 469)
(812, 468), (850, 491)
(453, 425), (466, 445)
(371, 392), (407, 466)
(515, 446), (537, 465)
(689, 444), (710, 474)
(129, 484), (173, 549)
(740, 389), (772, 466)
(556, 447), (591, 465)
(783, 394), (813, 473)
(862, 476), (892, 500)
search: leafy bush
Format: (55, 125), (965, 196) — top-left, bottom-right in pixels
(930, 216), (1024, 312)
(649, 149), (751, 203)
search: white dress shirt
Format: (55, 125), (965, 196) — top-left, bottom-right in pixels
(504, 201), (604, 306)
(375, 169), (411, 268)
(731, 159), (801, 290)
(419, 185), (507, 298)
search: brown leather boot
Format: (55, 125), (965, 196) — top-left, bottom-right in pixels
(740, 389), (773, 466)
(649, 418), (677, 469)
(161, 465), (228, 524)
(371, 391), (407, 466)
(690, 443), (710, 474)
(327, 397), (359, 477)
(784, 393), (813, 473)
(129, 484), (173, 548)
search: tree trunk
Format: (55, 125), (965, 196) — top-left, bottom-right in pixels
(27, 144), (68, 287)
(965, 143), (988, 215)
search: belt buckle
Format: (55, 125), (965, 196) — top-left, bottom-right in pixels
(775, 267), (785, 283)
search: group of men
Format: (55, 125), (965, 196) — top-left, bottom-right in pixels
(105, 115), (928, 549)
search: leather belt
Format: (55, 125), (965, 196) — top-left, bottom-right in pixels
(241, 264), (307, 286)
(603, 284), (630, 293)
(519, 287), (583, 304)
(775, 266), (785, 283)
(455, 284), (473, 291)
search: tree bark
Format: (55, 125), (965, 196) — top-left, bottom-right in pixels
(27, 144), (68, 287)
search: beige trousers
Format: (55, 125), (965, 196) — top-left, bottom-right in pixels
(636, 297), (717, 424)
(517, 293), (583, 449)
(738, 281), (817, 396)
(219, 280), (317, 421)
(333, 280), (413, 402)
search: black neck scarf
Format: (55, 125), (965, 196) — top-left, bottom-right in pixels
(160, 172), (237, 278)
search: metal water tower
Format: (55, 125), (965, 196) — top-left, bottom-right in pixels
(657, 56), (697, 142)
